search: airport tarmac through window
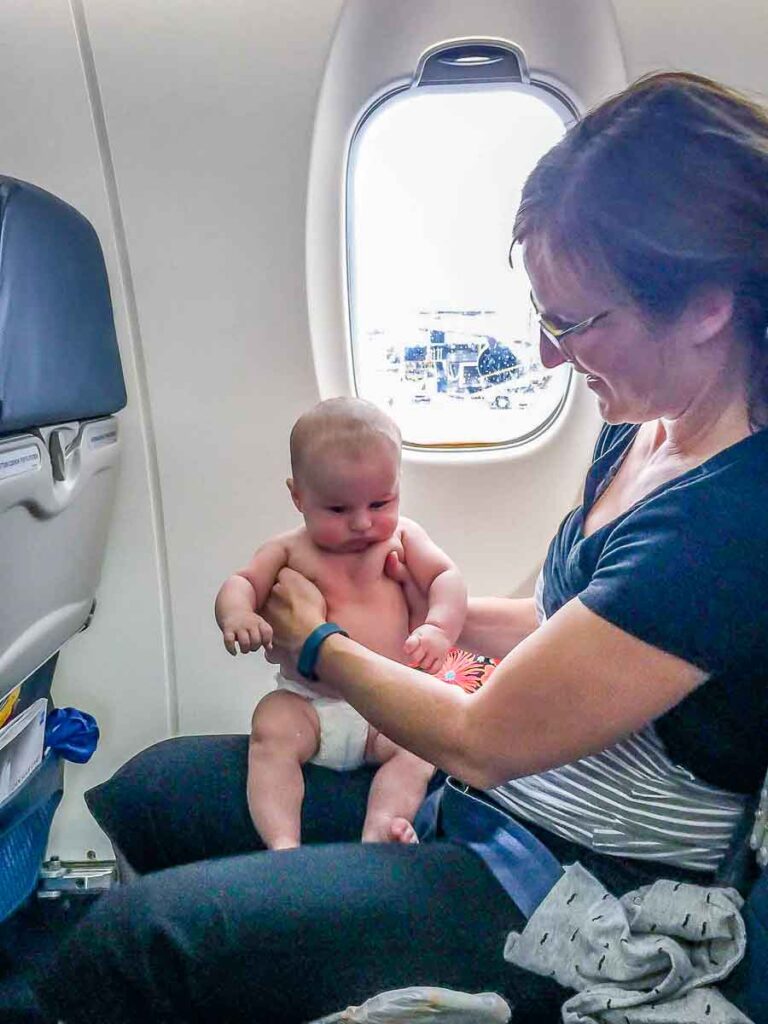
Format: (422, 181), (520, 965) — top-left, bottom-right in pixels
(347, 79), (572, 448)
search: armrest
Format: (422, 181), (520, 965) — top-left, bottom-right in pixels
(751, 783), (768, 869)
(713, 793), (761, 896)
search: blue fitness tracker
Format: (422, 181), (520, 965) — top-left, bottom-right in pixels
(297, 622), (349, 680)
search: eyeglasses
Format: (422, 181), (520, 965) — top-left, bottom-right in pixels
(530, 291), (610, 356)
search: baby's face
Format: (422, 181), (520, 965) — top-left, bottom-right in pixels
(290, 442), (400, 553)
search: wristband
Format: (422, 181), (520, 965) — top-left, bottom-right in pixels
(297, 622), (349, 680)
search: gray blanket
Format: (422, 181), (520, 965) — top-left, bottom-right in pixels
(504, 863), (751, 1023)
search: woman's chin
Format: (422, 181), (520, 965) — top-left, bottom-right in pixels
(593, 396), (624, 425)
(586, 380), (622, 424)
(587, 383), (611, 419)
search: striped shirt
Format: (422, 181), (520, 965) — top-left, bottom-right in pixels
(489, 572), (747, 873)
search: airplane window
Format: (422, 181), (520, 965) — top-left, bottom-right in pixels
(347, 83), (571, 448)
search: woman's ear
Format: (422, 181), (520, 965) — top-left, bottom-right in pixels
(286, 478), (303, 513)
(686, 286), (735, 346)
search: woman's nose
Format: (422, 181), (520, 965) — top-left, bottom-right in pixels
(539, 332), (569, 369)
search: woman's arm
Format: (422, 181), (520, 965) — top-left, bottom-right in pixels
(458, 596), (540, 660)
(263, 569), (707, 790)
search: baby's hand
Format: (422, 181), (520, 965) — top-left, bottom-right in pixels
(220, 612), (273, 656)
(404, 623), (451, 674)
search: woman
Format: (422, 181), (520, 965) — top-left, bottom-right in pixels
(35, 72), (768, 1024)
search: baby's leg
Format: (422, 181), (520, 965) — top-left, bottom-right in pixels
(361, 731), (435, 844)
(248, 690), (320, 851)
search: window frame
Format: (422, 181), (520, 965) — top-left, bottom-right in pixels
(344, 41), (580, 453)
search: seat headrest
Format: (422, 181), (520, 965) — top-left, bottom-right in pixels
(0, 177), (126, 436)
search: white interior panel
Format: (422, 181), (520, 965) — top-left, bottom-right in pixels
(0, 422), (121, 696)
(612, 0), (768, 96)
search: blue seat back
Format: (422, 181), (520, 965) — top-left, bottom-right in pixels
(0, 176), (125, 436)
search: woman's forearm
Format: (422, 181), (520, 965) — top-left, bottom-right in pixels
(458, 596), (539, 660)
(314, 598), (704, 793)
(308, 598), (540, 782)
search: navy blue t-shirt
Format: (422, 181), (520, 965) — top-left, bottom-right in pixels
(542, 422), (768, 795)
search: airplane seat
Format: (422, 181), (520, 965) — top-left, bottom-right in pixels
(0, 176), (126, 922)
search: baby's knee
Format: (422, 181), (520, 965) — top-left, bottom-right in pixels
(394, 748), (437, 782)
(250, 690), (319, 758)
(251, 689), (302, 733)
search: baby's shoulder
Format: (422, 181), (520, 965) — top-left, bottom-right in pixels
(397, 515), (421, 531)
(396, 515), (427, 546)
(264, 526), (304, 555)
(279, 526), (311, 555)
(283, 528), (329, 569)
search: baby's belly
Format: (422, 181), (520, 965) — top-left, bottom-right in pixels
(326, 579), (410, 665)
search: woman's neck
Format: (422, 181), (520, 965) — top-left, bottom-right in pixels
(650, 398), (750, 461)
(649, 342), (753, 461)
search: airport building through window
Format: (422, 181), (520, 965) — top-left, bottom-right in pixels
(347, 58), (573, 448)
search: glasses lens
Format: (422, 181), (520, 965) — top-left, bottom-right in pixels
(527, 298), (543, 347)
(528, 300), (561, 351)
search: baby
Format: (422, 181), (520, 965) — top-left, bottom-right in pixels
(215, 397), (467, 849)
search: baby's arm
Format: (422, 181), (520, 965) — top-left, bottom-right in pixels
(215, 537), (290, 655)
(399, 517), (468, 673)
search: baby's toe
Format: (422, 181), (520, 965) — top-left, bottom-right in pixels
(390, 817), (419, 845)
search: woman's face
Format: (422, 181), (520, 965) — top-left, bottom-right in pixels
(522, 235), (719, 426)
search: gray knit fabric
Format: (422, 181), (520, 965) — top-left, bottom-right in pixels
(504, 863), (751, 1023)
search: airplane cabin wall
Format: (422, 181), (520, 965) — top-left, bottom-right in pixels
(0, 0), (763, 858)
(612, 0), (768, 95)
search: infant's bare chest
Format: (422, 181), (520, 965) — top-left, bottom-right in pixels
(287, 537), (409, 657)
(289, 538), (402, 602)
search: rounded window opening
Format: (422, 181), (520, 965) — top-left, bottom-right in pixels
(347, 80), (572, 449)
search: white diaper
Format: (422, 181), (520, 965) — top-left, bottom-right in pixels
(275, 673), (370, 771)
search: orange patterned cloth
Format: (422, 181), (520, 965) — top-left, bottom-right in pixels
(436, 648), (497, 693)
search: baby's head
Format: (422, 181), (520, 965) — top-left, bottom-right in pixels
(287, 398), (402, 553)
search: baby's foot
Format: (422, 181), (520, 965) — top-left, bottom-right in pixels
(389, 817), (419, 844)
(269, 838), (301, 851)
(362, 815), (419, 844)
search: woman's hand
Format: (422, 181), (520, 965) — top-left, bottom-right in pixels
(261, 567), (327, 656)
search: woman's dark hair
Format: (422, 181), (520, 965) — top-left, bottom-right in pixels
(513, 71), (768, 429)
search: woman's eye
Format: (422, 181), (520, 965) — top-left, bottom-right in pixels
(544, 315), (570, 333)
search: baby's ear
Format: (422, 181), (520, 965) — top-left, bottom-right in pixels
(286, 478), (303, 512)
